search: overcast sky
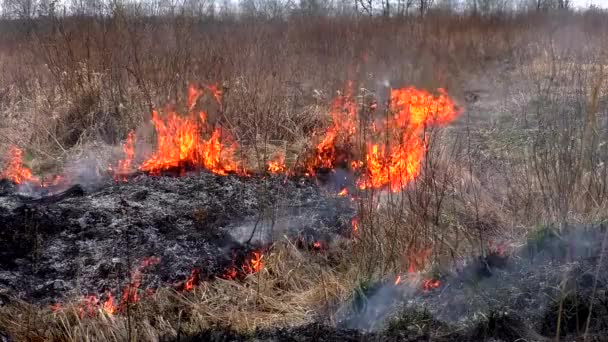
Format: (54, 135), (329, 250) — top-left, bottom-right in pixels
(573, 0), (608, 7)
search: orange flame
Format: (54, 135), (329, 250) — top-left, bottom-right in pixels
(222, 250), (264, 280)
(351, 217), (359, 235)
(357, 88), (458, 192)
(1, 146), (39, 185)
(422, 279), (441, 291)
(244, 251), (264, 274)
(267, 153), (286, 174)
(311, 84), (357, 171)
(120, 256), (160, 308)
(394, 275), (402, 285)
(407, 248), (432, 274)
(184, 269), (199, 291)
(80, 295), (99, 318)
(114, 131), (136, 181)
(139, 85), (239, 176)
(206, 84), (223, 106)
(103, 292), (117, 315)
(337, 188), (349, 197)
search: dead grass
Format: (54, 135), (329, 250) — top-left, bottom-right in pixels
(0, 241), (358, 341)
(2, 8), (608, 341)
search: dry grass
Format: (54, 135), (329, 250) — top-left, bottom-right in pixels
(0, 241), (358, 341)
(2, 7), (608, 341)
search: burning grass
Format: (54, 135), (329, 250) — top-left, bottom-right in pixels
(0, 242), (358, 341)
(2, 8), (608, 342)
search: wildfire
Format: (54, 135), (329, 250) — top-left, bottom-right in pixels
(244, 251), (264, 274)
(114, 131), (136, 181)
(394, 275), (402, 285)
(2, 84), (457, 193)
(357, 87), (458, 192)
(138, 84), (240, 176)
(102, 292), (117, 315)
(1, 146), (39, 185)
(351, 216), (359, 235)
(120, 256), (160, 308)
(422, 279), (441, 291)
(267, 153), (287, 173)
(311, 83), (357, 171)
(183, 269), (199, 291)
(223, 250), (265, 280)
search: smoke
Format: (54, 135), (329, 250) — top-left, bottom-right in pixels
(340, 224), (608, 333)
(341, 277), (422, 331)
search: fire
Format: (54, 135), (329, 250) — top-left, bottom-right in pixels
(338, 188), (349, 197)
(422, 279), (441, 291)
(351, 216), (359, 235)
(114, 131), (136, 181)
(244, 251), (264, 274)
(267, 153), (286, 173)
(1, 146), (39, 185)
(357, 87), (458, 192)
(80, 295), (100, 318)
(102, 292), (117, 315)
(223, 250), (265, 280)
(206, 84), (223, 105)
(139, 85), (240, 176)
(394, 275), (402, 285)
(120, 256), (160, 308)
(311, 84), (357, 171)
(183, 269), (199, 291)
(222, 266), (238, 280)
(407, 248), (432, 274)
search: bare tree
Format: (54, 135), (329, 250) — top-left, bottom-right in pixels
(2, 0), (39, 19)
(356, 0), (373, 16)
(419, 0), (434, 16)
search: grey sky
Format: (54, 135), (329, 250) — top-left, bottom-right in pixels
(573, 0), (608, 7)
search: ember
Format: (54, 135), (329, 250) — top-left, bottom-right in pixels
(422, 279), (441, 291)
(183, 269), (200, 291)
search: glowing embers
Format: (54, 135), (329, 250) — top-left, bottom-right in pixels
(267, 153), (287, 174)
(66, 256), (160, 318)
(222, 249), (265, 280)
(393, 247), (442, 292)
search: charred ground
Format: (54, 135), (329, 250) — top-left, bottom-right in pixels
(0, 171), (354, 304)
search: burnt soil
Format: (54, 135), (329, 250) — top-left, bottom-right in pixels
(0, 172), (354, 304)
(2, 173), (608, 341)
(173, 225), (608, 342)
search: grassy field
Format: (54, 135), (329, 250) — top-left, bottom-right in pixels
(1, 2), (608, 341)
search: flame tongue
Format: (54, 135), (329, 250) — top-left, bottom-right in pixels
(139, 85), (240, 176)
(357, 87), (458, 192)
(1, 146), (39, 185)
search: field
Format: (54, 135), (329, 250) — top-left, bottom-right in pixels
(1, 2), (608, 341)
